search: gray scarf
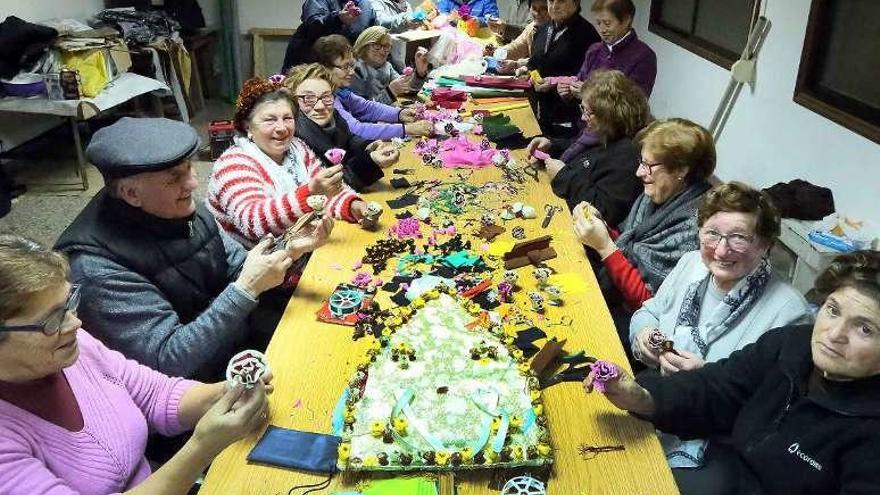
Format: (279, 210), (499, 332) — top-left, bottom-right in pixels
(616, 181), (711, 292)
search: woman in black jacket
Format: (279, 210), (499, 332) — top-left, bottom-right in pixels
(585, 250), (880, 495)
(529, 69), (650, 228)
(526, 0), (600, 137)
(283, 63), (399, 191)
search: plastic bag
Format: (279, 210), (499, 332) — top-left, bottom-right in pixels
(60, 49), (110, 97)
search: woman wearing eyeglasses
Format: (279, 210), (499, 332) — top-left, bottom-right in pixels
(627, 182), (811, 470)
(310, 34), (434, 141)
(527, 69), (649, 228)
(571, 119), (715, 334)
(208, 77), (374, 250)
(284, 63), (401, 192)
(0, 235), (270, 495)
(350, 26), (429, 106)
(585, 250), (880, 495)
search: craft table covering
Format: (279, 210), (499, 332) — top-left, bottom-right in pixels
(199, 105), (679, 495)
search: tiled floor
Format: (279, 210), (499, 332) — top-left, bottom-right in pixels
(0, 99), (234, 247)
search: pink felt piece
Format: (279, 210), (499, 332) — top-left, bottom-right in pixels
(532, 149), (551, 161)
(437, 135), (496, 168)
(403, 67), (414, 76)
(544, 76), (579, 86)
(325, 148), (346, 165)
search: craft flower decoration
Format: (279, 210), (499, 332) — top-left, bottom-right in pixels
(589, 360), (620, 393)
(389, 217), (423, 239)
(393, 417), (408, 434)
(351, 272), (373, 287)
(537, 443), (552, 457)
(324, 148), (346, 165)
(338, 442), (351, 462)
(267, 73), (285, 84)
(370, 421), (385, 438)
(435, 450), (451, 466)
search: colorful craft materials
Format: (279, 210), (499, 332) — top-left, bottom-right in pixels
(528, 291), (545, 312)
(544, 286), (562, 306)
(325, 148), (346, 165)
(352, 272), (373, 287)
(389, 217), (423, 239)
(503, 269), (519, 285)
(532, 267), (552, 287)
(511, 226), (526, 239)
(226, 349), (269, 389)
(362, 238), (417, 274)
(647, 328), (680, 356)
(588, 360), (620, 393)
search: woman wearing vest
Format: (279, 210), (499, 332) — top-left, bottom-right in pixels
(350, 26), (429, 106)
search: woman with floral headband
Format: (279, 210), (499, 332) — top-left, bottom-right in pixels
(207, 76), (380, 249)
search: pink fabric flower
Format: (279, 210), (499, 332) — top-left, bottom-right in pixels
(352, 272), (373, 287)
(532, 149), (551, 161)
(325, 148), (346, 165)
(590, 360), (620, 393)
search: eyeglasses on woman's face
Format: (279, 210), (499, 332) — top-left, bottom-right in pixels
(638, 157), (663, 176)
(368, 43), (392, 53)
(295, 92), (335, 109)
(699, 228), (756, 252)
(0, 284), (81, 336)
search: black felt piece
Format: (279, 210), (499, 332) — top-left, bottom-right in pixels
(390, 177), (412, 189)
(540, 363), (592, 389)
(559, 351), (592, 365)
(493, 132), (532, 150)
(391, 290), (410, 306)
(381, 282), (399, 292)
(395, 211), (413, 219)
(430, 266), (458, 278)
(516, 327), (547, 343)
(471, 290), (501, 310)
(519, 341), (540, 358)
(386, 194), (419, 209)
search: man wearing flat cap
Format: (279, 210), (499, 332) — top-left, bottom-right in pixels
(56, 117), (333, 382)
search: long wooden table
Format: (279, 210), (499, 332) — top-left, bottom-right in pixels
(199, 105), (679, 495)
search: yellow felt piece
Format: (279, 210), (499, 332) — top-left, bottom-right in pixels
(548, 273), (589, 294)
(487, 240), (515, 257)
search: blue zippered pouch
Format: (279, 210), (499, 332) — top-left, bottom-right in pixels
(247, 426), (341, 473)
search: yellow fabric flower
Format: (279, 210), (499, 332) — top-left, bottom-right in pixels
(530, 390), (542, 403)
(518, 362), (531, 373)
(393, 417), (408, 433)
(490, 416), (502, 432)
(337, 443), (351, 462)
(370, 421), (385, 438)
(537, 443), (552, 457)
(435, 451), (450, 466)
(363, 455), (378, 467)
(533, 404), (544, 416)
(412, 297), (425, 308)
(512, 445), (524, 460)
(460, 447), (473, 461)
(510, 415), (523, 429)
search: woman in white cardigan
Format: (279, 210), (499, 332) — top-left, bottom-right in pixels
(628, 182), (812, 470)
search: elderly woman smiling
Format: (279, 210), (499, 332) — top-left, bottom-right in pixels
(0, 236), (269, 495)
(208, 76), (369, 248)
(350, 26), (429, 106)
(585, 250), (880, 495)
(629, 182), (812, 470)
(572, 118), (716, 334)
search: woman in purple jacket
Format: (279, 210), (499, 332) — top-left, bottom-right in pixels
(554, 0), (657, 163)
(309, 34), (433, 141)
(0, 235), (271, 495)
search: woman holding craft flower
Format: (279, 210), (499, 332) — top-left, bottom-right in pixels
(208, 76), (379, 250)
(0, 235), (272, 495)
(585, 250), (880, 495)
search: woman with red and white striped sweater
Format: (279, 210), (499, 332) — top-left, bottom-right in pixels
(208, 77), (374, 248)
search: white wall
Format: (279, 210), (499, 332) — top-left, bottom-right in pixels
(633, 0), (880, 226)
(0, 0), (105, 22)
(237, 0), (301, 33)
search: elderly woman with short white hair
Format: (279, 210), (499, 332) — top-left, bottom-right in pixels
(350, 25), (430, 105)
(0, 235), (270, 495)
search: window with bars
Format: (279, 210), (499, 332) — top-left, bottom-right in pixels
(648, 0), (760, 69)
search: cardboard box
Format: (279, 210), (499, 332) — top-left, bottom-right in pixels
(209, 120), (235, 159)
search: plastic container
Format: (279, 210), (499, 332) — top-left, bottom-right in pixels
(1, 73), (46, 97)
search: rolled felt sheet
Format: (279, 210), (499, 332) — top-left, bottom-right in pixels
(531, 149), (551, 161)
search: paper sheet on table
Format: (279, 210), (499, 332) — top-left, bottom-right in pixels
(548, 273), (588, 295)
(487, 240), (515, 257)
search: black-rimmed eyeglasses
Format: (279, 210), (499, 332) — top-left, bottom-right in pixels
(0, 284), (81, 336)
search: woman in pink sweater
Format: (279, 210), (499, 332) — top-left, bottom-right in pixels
(208, 77), (377, 248)
(0, 235), (270, 495)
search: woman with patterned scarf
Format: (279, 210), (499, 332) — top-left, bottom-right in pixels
(572, 119), (716, 333)
(627, 181), (812, 471)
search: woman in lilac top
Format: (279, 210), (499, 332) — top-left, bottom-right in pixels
(0, 235), (270, 495)
(309, 34), (434, 140)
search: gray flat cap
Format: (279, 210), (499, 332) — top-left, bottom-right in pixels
(87, 117), (200, 178)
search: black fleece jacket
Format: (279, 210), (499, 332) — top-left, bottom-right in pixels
(638, 325), (880, 495)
